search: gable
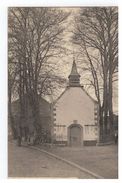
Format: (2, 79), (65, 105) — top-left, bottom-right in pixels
(54, 86), (97, 106)
(53, 86), (98, 130)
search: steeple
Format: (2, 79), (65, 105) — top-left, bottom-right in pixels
(68, 59), (81, 87)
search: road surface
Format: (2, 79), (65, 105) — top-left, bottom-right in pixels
(43, 145), (118, 178)
(8, 142), (94, 178)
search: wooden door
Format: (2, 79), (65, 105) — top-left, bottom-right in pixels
(70, 125), (82, 146)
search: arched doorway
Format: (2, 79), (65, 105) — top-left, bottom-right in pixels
(68, 124), (83, 146)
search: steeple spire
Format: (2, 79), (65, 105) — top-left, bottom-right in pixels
(68, 58), (81, 87)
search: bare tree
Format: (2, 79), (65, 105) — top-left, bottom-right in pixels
(73, 7), (118, 142)
(8, 7), (69, 141)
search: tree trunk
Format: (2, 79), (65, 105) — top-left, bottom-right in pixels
(98, 106), (104, 142)
(102, 71), (109, 141)
(108, 69), (114, 139)
(8, 89), (17, 139)
(28, 91), (42, 132)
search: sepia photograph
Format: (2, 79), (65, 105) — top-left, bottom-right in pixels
(8, 6), (118, 179)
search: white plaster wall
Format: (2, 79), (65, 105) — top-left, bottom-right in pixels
(54, 87), (98, 141)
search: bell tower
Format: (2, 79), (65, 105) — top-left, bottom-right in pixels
(68, 59), (81, 87)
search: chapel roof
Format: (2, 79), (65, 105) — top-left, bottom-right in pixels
(69, 59), (80, 76)
(68, 59), (80, 87)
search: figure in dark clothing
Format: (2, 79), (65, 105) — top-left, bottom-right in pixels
(114, 131), (118, 144)
(17, 136), (21, 146)
(17, 126), (22, 146)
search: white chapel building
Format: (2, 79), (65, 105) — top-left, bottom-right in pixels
(52, 60), (99, 146)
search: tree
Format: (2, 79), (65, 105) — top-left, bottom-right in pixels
(8, 7), (69, 139)
(73, 7), (118, 142)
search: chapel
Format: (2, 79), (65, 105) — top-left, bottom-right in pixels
(53, 59), (99, 146)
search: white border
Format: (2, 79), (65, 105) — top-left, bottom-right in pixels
(0, 3), (7, 180)
(0, 1), (120, 183)
(0, 0), (119, 7)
